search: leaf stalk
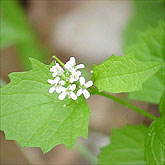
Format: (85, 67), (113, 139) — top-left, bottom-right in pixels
(90, 87), (158, 121)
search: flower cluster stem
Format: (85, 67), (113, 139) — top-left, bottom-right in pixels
(90, 87), (157, 121)
(52, 56), (64, 67)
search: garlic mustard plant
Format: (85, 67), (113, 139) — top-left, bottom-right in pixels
(1, 1), (164, 162)
(48, 56), (93, 101)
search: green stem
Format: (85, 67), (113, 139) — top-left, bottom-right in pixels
(90, 87), (157, 121)
(52, 55), (64, 67)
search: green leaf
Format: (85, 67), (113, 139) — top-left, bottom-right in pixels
(122, 0), (164, 47)
(92, 54), (162, 93)
(145, 90), (165, 164)
(159, 91), (165, 116)
(127, 22), (165, 104)
(98, 124), (147, 164)
(145, 117), (165, 164)
(0, 1), (47, 70)
(0, 59), (90, 153)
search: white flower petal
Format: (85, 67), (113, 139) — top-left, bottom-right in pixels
(64, 63), (70, 69)
(48, 79), (55, 85)
(69, 77), (75, 83)
(77, 88), (83, 96)
(69, 67), (76, 74)
(52, 72), (57, 77)
(75, 77), (79, 81)
(65, 61), (71, 67)
(58, 66), (63, 72)
(50, 66), (55, 72)
(56, 86), (66, 94)
(70, 92), (77, 100)
(69, 57), (76, 65)
(76, 71), (81, 76)
(70, 84), (76, 91)
(55, 63), (60, 67)
(54, 76), (60, 83)
(79, 77), (85, 86)
(65, 64), (74, 72)
(76, 64), (85, 69)
(58, 92), (67, 100)
(83, 89), (90, 99)
(85, 80), (93, 88)
(49, 86), (56, 93)
(59, 80), (65, 86)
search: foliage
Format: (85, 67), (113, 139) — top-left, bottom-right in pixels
(122, 0), (165, 104)
(98, 124), (147, 164)
(0, 0), (164, 159)
(0, 0), (47, 70)
(98, 91), (165, 164)
(0, 59), (90, 153)
(125, 22), (165, 104)
(145, 91), (165, 164)
(92, 54), (162, 93)
(0, 53), (161, 153)
(97, 2), (165, 164)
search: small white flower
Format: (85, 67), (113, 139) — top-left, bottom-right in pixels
(48, 76), (60, 85)
(50, 62), (64, 77)
(69, 70), (81, 83)
(64, 57), (85, 72)
(47, 79), (54, 85)
(56, 86), (65, 94)
(59, 80), (65, 86)
(76, 64), (85, 70)
(49, 86), (56, 94)
(48, 77), (60, 93)
(48, 56), (93, 101)
(55, 80), (66, 93)
(58, 84), (77, 100)
(77, 77), (93, 99)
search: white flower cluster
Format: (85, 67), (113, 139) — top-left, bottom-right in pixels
(48, 57), (93, 100)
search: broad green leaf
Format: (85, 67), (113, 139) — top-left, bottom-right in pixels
(92, 54), (162, 93)
(122, 0), (164, 47)
(0, 1), (46, 70)
(0, 59), (90, 153)
(145, 90), (165, 164)
(127, 22), (165, 104)
(145, 118), (165, 164)
(98, 124), (147, 164)
(159, 91), (165, 116)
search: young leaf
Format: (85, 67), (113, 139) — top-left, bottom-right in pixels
(126, 22), (165, 104)
(0, 59), (90, 153)
(92, 54), (162, 93)
(145, 118), (165, 164)
(98, 124), (147, 164)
